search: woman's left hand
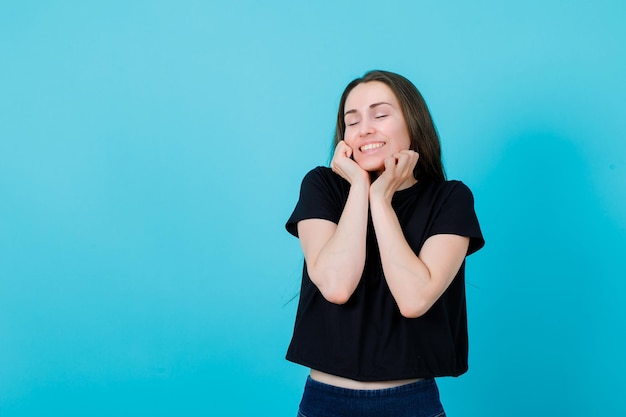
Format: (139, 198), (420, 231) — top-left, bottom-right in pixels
(369, 150), (419, 203)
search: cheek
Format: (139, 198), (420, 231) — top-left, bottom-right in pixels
(396, 128), (412, 150)
(343, 130), (357, 147)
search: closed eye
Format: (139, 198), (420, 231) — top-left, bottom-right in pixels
(375, 114), (388, 119)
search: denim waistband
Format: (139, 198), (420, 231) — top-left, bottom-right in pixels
(305, 376), (436, 397)
(299, 376), (445, 417)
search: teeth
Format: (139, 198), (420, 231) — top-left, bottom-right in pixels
(360, 142), (385, 152)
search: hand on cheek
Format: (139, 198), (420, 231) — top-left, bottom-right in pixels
(370, 150), (419, 202)
(331, 141), (370, 186)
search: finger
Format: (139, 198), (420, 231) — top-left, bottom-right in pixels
(332, 142), (347, 160)
(394, 152), (411, 170)
(336, 141), (353, 158)
(334, 140), (347, 153)
(339, 140), (353, 151)
(383, 155), (397, 173)
(404, 153), (418, 175)
(396, 150), (417, 163)
(393, 151), (417, 177)
(411, 152), (419, 168)
(406, 150), (419, 168)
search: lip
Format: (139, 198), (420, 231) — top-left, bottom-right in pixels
(359, 141), (386, 153)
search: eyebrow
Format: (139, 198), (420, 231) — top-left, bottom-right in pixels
(344, 101), (392, 116)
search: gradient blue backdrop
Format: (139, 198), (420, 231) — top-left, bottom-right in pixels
(1, 1), (625, 415)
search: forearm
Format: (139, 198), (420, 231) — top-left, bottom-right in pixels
(304, 182), (369, 303)
(369, 198), (435, 317)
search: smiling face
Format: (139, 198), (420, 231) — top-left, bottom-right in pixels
(343, 81), (412, 175)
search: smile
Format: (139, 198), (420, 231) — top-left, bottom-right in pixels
(360, 142), (385, 152)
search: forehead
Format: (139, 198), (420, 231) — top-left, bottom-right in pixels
(345, 81), (399, 109)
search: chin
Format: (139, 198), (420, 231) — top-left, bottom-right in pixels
(358, 161), (384, 173)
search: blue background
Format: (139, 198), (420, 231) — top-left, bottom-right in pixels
(1, 1), (625, 415)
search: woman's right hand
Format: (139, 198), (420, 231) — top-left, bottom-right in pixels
(300, 140), (370, 304)
(330, 141), (369, 186)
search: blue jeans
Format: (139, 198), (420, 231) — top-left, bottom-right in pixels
(297, 376), (446, 417)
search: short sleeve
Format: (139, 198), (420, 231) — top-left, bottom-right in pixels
(429, 182), (485, 255)
(285, 167), (349, 237)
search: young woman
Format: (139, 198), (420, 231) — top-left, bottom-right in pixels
(286, 70), (484, 417)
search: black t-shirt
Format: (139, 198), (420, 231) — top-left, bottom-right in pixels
(285, 166), (485, 381)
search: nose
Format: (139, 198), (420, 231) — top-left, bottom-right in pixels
(358, 119), (374, 136)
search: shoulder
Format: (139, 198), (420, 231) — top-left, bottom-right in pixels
(427, 180), (484, 254)
(415, 180), (480, 226)
(425, 180), (475, 203)
(302, 166), (340, 182)
(434, 180), (472, 193)
(300, 166), (349, 193)
(286, 166), (348, 236)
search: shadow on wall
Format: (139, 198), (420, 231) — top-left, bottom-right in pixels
(474, 131), (625, 414)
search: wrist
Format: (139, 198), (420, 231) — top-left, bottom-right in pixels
(349, 171), (370, 188)
(369, 191), (392, 209)
(350, 179), (370, 196)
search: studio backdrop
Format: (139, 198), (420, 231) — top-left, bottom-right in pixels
(1, 1), (625, 416)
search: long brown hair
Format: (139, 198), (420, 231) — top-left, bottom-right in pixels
(334, 70), (446, 183)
